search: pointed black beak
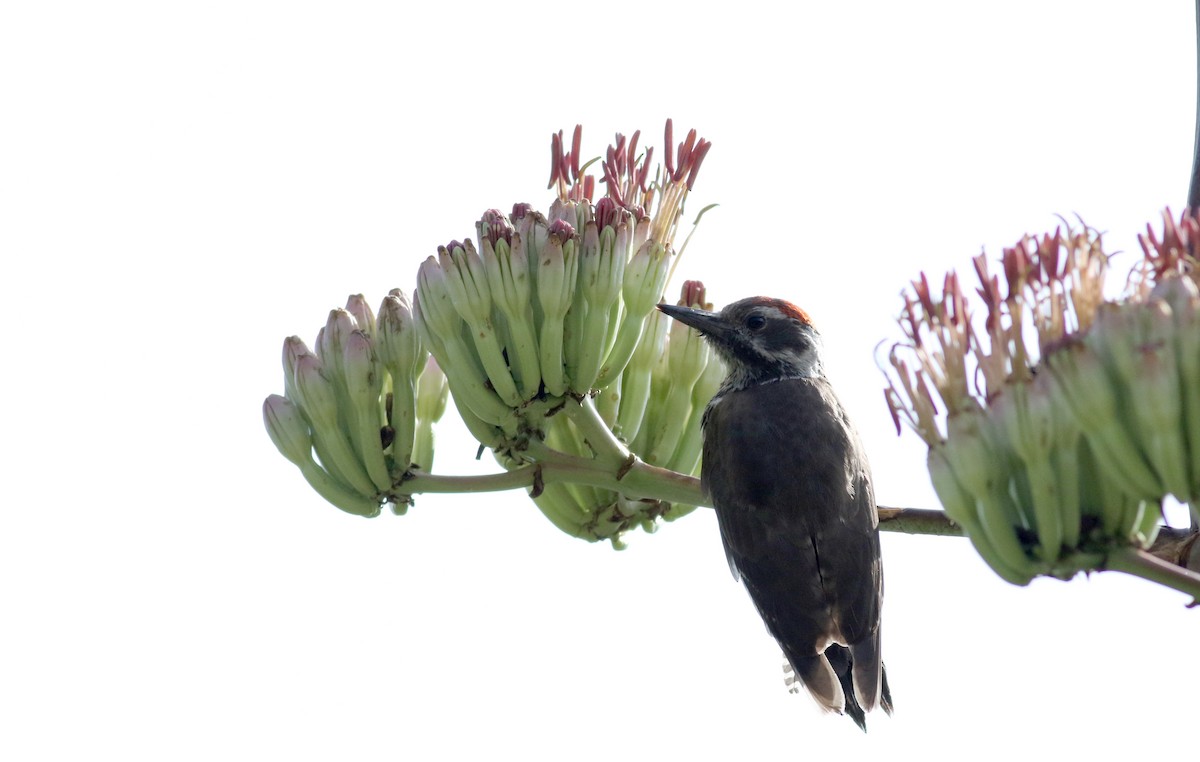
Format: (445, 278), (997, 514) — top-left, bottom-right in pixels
(657, 303), (732, 341)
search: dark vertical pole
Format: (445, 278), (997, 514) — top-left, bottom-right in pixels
(1189, 0), (1200, 210)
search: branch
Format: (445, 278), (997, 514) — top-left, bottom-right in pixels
(399, 462), (1200, 589)
(877, 506), (961, 536)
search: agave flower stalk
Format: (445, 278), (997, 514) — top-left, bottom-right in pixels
(885, 211), (1200, 594)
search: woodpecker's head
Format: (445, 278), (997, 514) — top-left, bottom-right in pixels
(658, 296), (824, 390)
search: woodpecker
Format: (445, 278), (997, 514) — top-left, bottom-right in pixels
(658, 296), (891, 731)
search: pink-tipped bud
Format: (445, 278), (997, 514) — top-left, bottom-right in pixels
(548, 218), (575, 241)
(479, 208), (514, 248)
(511, 202), (534, 222)
(680, 280), (707, 309)
(344, 294), (374, 335)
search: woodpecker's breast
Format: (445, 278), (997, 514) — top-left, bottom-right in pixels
(701, 376), (872, 528)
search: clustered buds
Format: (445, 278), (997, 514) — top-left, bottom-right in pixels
(884, 210), (1200, 584)
(412, 121), (711, 448)
(263, 292), (445, 516)
(265, 122), (717, 544)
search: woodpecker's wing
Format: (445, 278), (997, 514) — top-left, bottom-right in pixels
(701, 377), (884, 716)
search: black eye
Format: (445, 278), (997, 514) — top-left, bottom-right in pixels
(746, 314), (766, 331)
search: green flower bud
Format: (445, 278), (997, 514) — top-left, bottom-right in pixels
(480, 225), (541, 401)
(943, 407), (1039, 582)
(670, 343), (725, 476)
(927, 444), (1034, 586)
(342, 329), (393, 492)
(292, 352), (378, 498)
(993, 379), (1063, 562)
(644, 284), (712, 467)
(570, 221), (627, 393)
(438, 240), (521, 406)
(281, 335), (313, 403)
(536, 221), (578, 396)
(264, 392), (382, 517)
(412, 356), (450, 471)
(414, 265), (515, 432)
(345, 294), (375, 339)
(617, 306), (668, 444)
(377, 291), (423, 470)
(1053, 313), (1163, 498)
(317, 308), (359, 387)
(263, 393), (313, 467)
(377, 291), (423, 374)
(594, 240), (670, 388)
(1122, 301), (1189, 500)
(1150, 275), (1200, 500)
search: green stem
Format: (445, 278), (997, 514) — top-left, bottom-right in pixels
(1103, 545), (1200, 603)
(562, 394), (630, 468)
(401, 467), (539, 494)
(400, 448), (701, 507)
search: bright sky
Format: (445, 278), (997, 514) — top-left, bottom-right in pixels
(5, 2), (1199, 759)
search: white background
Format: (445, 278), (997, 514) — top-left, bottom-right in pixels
(4, 1), (1198, 759)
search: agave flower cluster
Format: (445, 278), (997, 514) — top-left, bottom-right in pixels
(265, 122), (722, 545)
(263, 293), (447, 517)
(884, 210), (1200, 585)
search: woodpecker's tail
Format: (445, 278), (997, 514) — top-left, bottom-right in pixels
(782, 653), (845, 718)
(784, 647), (893, 733)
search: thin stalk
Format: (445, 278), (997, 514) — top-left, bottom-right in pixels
(561, 394), (631, 468)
